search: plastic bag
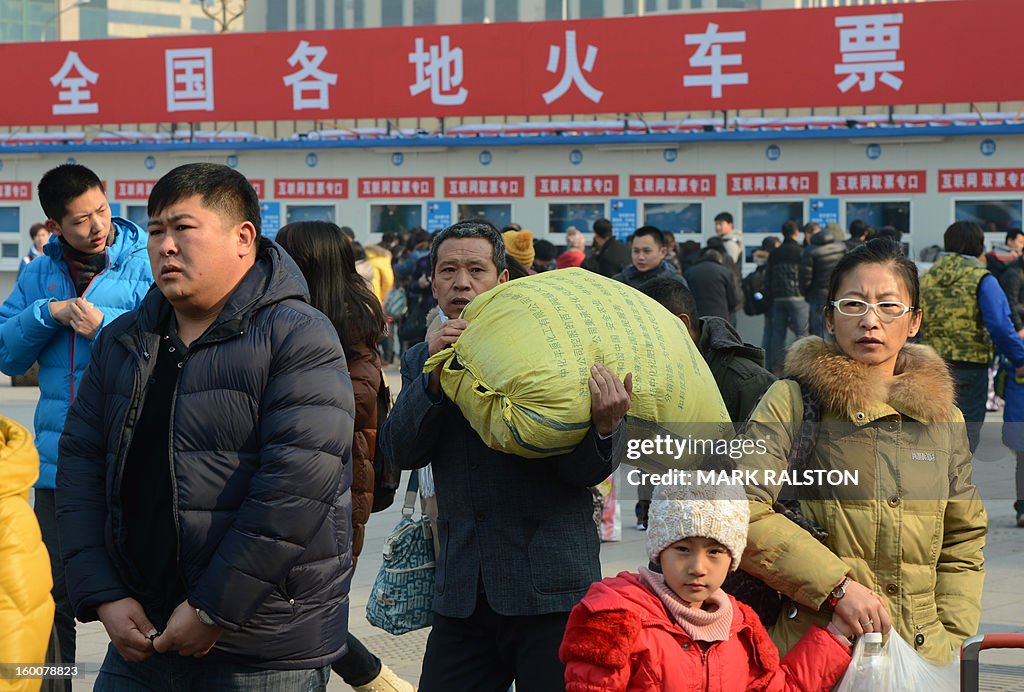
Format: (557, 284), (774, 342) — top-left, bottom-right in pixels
(834, 630), (958, 691)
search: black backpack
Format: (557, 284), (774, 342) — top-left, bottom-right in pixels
(371, 373), (401, 513)
(742, 267), (769, 316)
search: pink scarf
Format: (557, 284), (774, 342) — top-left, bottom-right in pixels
(639, 567), (733, 643)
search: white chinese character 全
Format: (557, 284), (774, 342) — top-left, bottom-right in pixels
(283, 40), (338, 111)
(834, 14), (904, 93)
(409, 36), (468, 106)
(166, 48), (214, 112)
(50, 51), (99, 115)
(683, 23), (748, 98)
(543, 30), (603, 105)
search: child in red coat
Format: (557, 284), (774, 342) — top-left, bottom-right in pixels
(559, 482), (852, 691)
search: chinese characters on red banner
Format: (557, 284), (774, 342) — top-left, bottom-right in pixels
(445, 177), (524, 197)
(358, 178), (435, 198)
(275, 179), (348, 198)
(938, 169), (1024, 193)
(727, 173), (817, 195)
(536, 176), (617, 196)
(114, 180), (156, 199)
(831, 170), (925, 194)
(630, 175), (715, 196)
(0, 182), (32, 200)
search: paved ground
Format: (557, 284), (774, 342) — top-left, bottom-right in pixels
(4, 363), (1024, 690)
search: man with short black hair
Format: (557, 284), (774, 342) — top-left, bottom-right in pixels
(801, 221), (847, 338)
(581, 217), (631, 277)
(764, 220), (809, 371)
(845, 219), (868, 252)
(985, 227), (1024, 281)
(0, 164), (153, 680)
(714, 211), (743, 270)
(17, 222), (50, 279)
(57, 162), (353, 690)
(612, 225), (688, 290)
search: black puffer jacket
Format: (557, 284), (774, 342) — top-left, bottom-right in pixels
(764, 237), (805, 300)
(57, 240), (355, 670)
(800, 229), (847, 303)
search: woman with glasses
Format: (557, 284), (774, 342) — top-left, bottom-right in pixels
(732, 237), (987, 664)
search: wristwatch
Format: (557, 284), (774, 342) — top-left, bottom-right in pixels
(827, 577), (850, 608)
(195, 608), (216, 627)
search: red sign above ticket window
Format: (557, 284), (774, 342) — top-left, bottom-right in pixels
(831, 171), (925, 194)
(274, 179), (348, 199)
(357, 177), (435, 198)
(938, 169), (1024, 193)
(445, 177), (524, 198)
(726, 173), (817, 196)
(535, 175), (618, 197)
(0, 182), (32, 201)
(248, 179), (265, 198)
(115, 180), (156, 199)
(630, 175), (715, 197)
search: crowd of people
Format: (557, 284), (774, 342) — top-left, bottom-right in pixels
(0, 161), (1013, 691)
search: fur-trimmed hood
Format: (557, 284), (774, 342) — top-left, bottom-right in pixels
(782, 336), (955, 422)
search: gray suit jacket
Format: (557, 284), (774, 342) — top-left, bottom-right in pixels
(380, 342), (623, 618)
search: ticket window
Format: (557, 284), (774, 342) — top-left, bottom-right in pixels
(0, 207), (20, 270)
(548, 203), (604, 236)
(457, 204), (512, 229)
(741, 201), (804, 235)
(954, 199), (1023, 258)
(286, 205), (336, 224)
(846, 200), (911, 256)
(643, 202), (702, 235)
(371, 204), (422, 235)
(126, 205), (148, 229)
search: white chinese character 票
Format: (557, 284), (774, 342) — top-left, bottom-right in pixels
(834, 14), (904, 93)
(50, 51), (99, 115)
(166, 48), (214, 112)
(283, 40), (338, 111)
(409, 36), (468, 106)
(683, 23), (748, 98)
(543, 30), (603, 105)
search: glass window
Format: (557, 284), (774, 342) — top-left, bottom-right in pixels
(413, 0), (436, 25)
(2, 243), (19, 259)
(79, 2), (108, 40)
(371, 204), (423, 234)
(623, 0), (636, 13)
(315, 0), (326, 28)
(382, 0), (403, 26)
(742, 201), (804, 235)
(286, 205), (336, 224)
(333, 0), (346, 27)
(458, 204), (511, 229)
(494, 0), (517, 22)
(548, 203), (604, 235)
(353, 0), (364, 27)
(463, 0), (485, 23)
(545, 0), (562, 20)
(719, 0), (761, 8)
(267, 0), (287, 30)
(580, 0), (603, 18)
(296, 0), (306, 26)
(845, 201), (910, 235)
(126, 206), (148, 228)
(645, 0), (657, 11)
(0, 207), (19, 233)
(668, 0), (682, 8)
(643, 202), (701, 235)
(954, 199), (1023, 234)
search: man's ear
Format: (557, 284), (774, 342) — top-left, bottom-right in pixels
(237, 221), (258, 257)
(44, 219), (61, 237)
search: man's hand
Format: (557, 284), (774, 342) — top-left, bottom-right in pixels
(830, 579), (892, 638)
(426, 319), (469, 394)
(152, 601), (223, 657)
(68, 298), (103, 340)
(589, 364), (632, 436)
(48, 299), (73, 326)
(96, 597), (157, 662)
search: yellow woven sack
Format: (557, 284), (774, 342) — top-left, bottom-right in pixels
(422, 268), (731, 464)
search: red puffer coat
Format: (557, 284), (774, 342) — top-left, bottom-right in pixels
(560, 572), (850, 692)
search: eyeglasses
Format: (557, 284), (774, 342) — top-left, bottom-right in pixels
(830, 299), (916, 322)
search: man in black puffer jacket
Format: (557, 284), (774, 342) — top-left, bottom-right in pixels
(57, 163), (354, 690)
(764, 220), (808, 372)
(800, 221), (847, 338)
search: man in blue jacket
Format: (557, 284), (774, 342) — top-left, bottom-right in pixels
(0, 164), (153, 678)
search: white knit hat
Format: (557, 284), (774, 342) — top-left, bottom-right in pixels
(646, 481), (750, 571)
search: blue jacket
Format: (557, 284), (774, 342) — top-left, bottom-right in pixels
(0, 218), (153, 488)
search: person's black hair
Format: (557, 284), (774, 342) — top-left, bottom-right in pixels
(501, 223), (522, 232)
(714, 211), (733, 225)
(533, 239), (557, 262)
(943, 220), (985, 257)
(37, 164), (105, 222)
(639, 277), (698, 326)
(28, 222), (47, 239)
(340, 225), (356, 240)
(876, 226), (901, 243)
(803, 222), (820, 236)
(761, 236), (781, 251)
(1006, 228), (1023, 243)
(429, 220), (507, 274)
(593, 218), (613, 238)
(826, 237), (920, 314)
(632, 225), (665, 247)
(352, 241), (367, 262)
(662, 230), (676, 246)
(148, 163), (261, 236)
(781, 220), (800, 238)
(505, 255), (531, 280)
(275, 220), (385, 355)
(381, 231), (397, 246)
(848, 219), (868, 240)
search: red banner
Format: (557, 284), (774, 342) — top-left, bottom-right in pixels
(274, 178), (347, 198)
(630, 175), (715, 197)
(249, 179), (265, 198)
(535, 175), (617, 197)
(0, 182), (32, 201)
(444, 177), (524, 198)
(0, 0), (1017, 126)
(115, 180), (156, 199)
(938, 168), (1024, 193)
(727, 173), (817, 196)
(357, 177), (435, 198)
(831, 170), (925, 194)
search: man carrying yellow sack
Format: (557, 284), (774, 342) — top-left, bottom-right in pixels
(0, 415), (55, 692)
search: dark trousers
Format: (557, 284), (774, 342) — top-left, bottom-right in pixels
(419, 594), (570, 692)
(808, 295), (826, 339)
(951, 364), (989, 453)
(331, 633), (381, 686)
(768, 297), (809, 372)
(34, 488), (74, 692)
(1016, 452), (1024, 506)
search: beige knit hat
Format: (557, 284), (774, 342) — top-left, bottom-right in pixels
(646, 481), (750, 571)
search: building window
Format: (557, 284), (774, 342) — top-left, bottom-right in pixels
(954, 199), (1023, 234)
(0, 207), (20, 233)
(286, 205), (336, 224)
(1, 243), (18, 259)
(580, 0), (603, 18)
(719, 0), (761, 8)
(458, 204), (512, 229)
(333, 0), (346, 27)
(845, 201), (910, 235)
(668, 0), (683, 9)
(643, 202), (702, 235)
(545, 0), (563, 20)
(548, 203), (604, 235)
(494, 0), (518, 22)
(463, 0), (485, 23)
(315, 0), (326, 28)
(354, 0), (364, 27)
(623, 0), (636, 13)
(126, 206), (148, 228)
(296, 0), (306, 28)
(741, 201), (804, 235)
(267, 0), (287, 30)
(371, 205), (423, 234)
(413, 0), (436, 25)
(382, 0), (403, 26)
